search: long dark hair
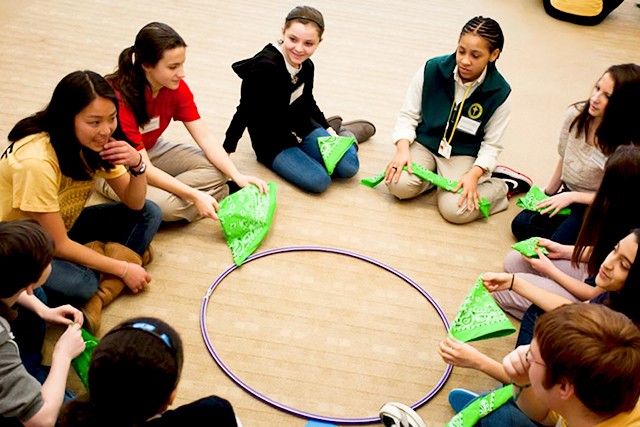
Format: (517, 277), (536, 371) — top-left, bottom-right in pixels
(573, 146), (640, 275)
(596, 78), (640, 152)
(569, 63), (640, 153)
(106, 22), (186, 127)
(58, 317), (183, 427)
(5, 70), (118, 181)
(604, 229), (640, 325)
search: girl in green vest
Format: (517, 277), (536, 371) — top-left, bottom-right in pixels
(384, 16), (531, 224)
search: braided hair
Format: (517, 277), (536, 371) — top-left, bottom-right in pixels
(459, 16), (504, 54)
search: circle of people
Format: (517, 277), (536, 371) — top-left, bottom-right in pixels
(1, 5), (639, 427)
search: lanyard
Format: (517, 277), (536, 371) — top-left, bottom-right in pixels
(442, 82), (474, 145)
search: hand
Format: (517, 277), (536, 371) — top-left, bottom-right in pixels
(122, 263), (151, 294)
(53, 323), (86, 361)
(439, 336), (483, 369)
(42, 305), (84, 326)
(191, 190), (220, 220)
(233, 175), (269, 194)
(502, 345), (531, 386)
(326, 127), (338, 137)
(100, 138), (141, 167)
(522, 248), (557, 275)
(453, 168), (482, 211)
(385, 140), (412, 183)
(482, 272), (514, 292)
(536, 192), (574, 216)
(536, 238), (571, 260)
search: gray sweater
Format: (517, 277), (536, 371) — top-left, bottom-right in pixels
(0, 316), (44, 422)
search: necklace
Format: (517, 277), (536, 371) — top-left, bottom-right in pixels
(291, 75), (298, 85)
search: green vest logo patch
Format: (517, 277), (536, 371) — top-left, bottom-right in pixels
(468, 103), (483, 120)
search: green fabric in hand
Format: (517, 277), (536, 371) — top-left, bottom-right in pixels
(449, 276), (516, 342)
(317, 135), (356, 175)
(516, 186), (571, 216)
(71, 328), (99, 389)
(445, 385), (514, 427)
(218, 182), (277, 266)
(360, 163), (491, 217)
(511, 237), (549, 258)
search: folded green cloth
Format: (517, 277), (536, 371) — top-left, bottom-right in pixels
(360, 163), (491, 218)
(512, 237), (549, 258)
(360, 170), (386, 188)
(71, 328), (99, 389)
(446, 385), (514, 427)
(218, 183), (277, 266)
(317, 135), (355, 175)
(449, 276), (516, 342)
(516, 186), (571, 216)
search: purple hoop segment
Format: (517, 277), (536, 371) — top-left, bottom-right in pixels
(200, 246), (452, 424)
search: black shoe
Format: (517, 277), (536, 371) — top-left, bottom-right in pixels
(226, 180), (242, 195)
(492, 165), (532, 198)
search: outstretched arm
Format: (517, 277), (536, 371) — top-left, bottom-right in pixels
(184, 119), (268, 194)
(439, 336), (511, 383)
(483, 272), (576, 312)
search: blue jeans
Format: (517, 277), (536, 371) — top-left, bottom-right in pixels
(271, 127), (359, 193)
(516, 304), (545, 347)
(42, 201), (162, 307)
(511, 201), (586, 245)
(474, 398), (540, 426)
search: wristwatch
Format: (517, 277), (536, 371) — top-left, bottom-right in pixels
(129, 161), (146, 176)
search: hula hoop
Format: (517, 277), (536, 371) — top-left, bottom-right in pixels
(201, 246), (452, 424)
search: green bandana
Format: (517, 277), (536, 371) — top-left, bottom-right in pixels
(360, 163), (491, 218)
(512, 237), (549, 258)
(218, 182), (277, 266)
(445, 384), (514, 427)
(317, 135), (356, 175)
(71, 328), (99, 389)
(449, 276), (516, 342)
(516, 186), (571, 216)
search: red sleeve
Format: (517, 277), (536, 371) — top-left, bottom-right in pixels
(173, 80), (200, 123)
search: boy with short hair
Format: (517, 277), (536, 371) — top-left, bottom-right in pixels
(0, 219), (85, 427)
(504, 303), (640, 426)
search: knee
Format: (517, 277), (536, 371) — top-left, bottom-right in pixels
(142, 200), (163, 228)
(304, 174), (332, 193)
(334, 157), (359, 179)
(503, 250), (525, 273)
(386, 173), (425, 200)
(437, 193), (476, 224)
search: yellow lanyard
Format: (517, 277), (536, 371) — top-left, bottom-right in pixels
(442, 82), (474, 145)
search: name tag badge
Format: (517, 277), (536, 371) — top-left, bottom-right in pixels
(438, 139), (452, 159)
(457, 116), (481, 135)
(590, 149), (606, 170)
(290, 83), (305, 105)
(139, 116), (160, 134)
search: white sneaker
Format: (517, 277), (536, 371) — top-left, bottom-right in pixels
(379, 402), (427, 427)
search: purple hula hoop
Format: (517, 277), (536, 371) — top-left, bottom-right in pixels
(200, 246), (452, 424)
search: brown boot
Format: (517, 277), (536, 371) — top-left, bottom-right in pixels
(81, 241), (105, 334)
(82, 243), (143, 334)
(340, 120), (376, 143)
(326, 115), (343, 133)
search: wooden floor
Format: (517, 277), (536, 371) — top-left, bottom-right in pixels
(1, 1), (639, 426)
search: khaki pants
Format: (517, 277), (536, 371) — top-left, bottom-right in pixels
(96, 138), (228, 222)
(386, 142), (508, 224)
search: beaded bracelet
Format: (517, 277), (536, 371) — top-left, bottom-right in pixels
(512, 382), (531, 401)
